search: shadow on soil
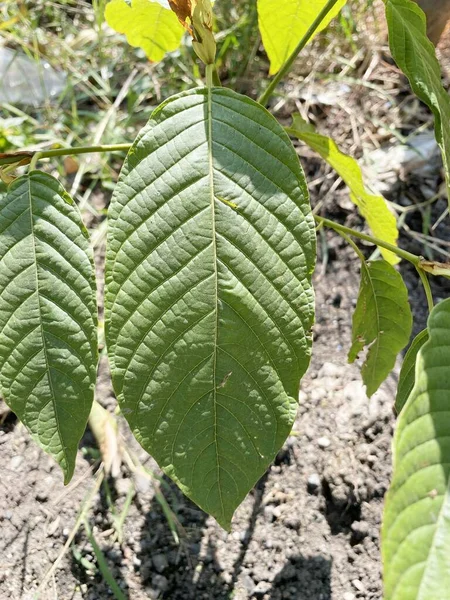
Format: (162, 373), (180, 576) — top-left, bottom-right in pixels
(133, 470), (333, 600)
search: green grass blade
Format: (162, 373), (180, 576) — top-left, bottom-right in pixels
(83, 519), (128, 600)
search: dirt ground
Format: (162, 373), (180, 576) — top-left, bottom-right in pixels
(2, 18), (450, 600)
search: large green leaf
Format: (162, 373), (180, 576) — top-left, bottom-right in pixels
(287, 115), (399, 265)
(383, 297), (450, 599)
(348, 260), (412, 397)
(105, 0), (184, 63)
(257, 0), (347, 75)
(395, 328), (428, 414)
(385, 0), (450, 209)
(0, 172), (98, 483)
(105, 87), (316, 528)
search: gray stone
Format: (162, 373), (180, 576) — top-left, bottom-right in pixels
(318, 362), (342, 378)
(9, 455), (23, 470)
(242, 573), (255, 594)
(351, 520), (369, 543)
(152, 553), (169, 573)
(254, 581), (272, 596)
(317, 436), (331, 449)
(152, 575), (169, 592)
(307, 473), (321, 493)
(352, 579), (365, 592)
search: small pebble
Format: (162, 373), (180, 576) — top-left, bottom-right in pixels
(318, 362), (341, 378)
(242, 573), (255, 594)
(152, 553), (169, 573)
(9, 455), (23, 470)
(343, 593), (356, 600)
(352, 579), (365, 592)
(36, 490), (49, 502)
(152, 575), (169, 592)
(307, 473), (321, 493)
(254, 581), (272, 596)
(318, 437), (331, 449)
(351, 520), (369, 543)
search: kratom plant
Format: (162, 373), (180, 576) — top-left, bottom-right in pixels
(0, 0), (449, 597)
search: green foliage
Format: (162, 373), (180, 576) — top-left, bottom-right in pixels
(104, 87), (315, 528)
(0, 172), (98, 483)
(395, 329), (428, 414)
(385, 0), (450, 209)
(257, 0), (347, 75)
(287, 115), (399, 265)
(348, 260), (412, 397)
(383, 298), (450, 600)
(105, 0), (184, 63)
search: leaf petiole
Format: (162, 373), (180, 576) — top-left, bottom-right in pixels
(315, 215), (421, 267)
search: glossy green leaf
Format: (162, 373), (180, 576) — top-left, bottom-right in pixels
(383, 298), (450, 600)
(287, 115), (399, 264)
(257, 0), (347, 75)
(395, 328), (428, 414)
(0, 172), (98, 483)
(348, 260), (412, 397)
(385, 0), (450, 209)
(105, 87), (316, 528)
(105, 0), (184, 63)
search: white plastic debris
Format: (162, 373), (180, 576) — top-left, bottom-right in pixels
(0, 46), (66, 108)
(364, 131), (441, 193)
(297, 82), (351, 106)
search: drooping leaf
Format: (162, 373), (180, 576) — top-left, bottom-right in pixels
(287, 115), (399, 265)
(0, 172), (98, 482)
(348, 260), (412, 397)
(105, 87), (316, 528)
(385, 0), (450, 209)
(383, 297), (450, 600)
(420, 259), (450, 279)
(257, 0), (347, 75)
(395, 328), (428, 414)
(105, 0), (184, 63)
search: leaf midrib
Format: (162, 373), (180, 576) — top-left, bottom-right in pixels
(207, 85), (224, 518)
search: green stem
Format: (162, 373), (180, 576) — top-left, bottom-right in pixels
(38, 143), (131, 160)
(212, 66), (222, 87)
(257, 0), (341, 106)
(416, 267), (434, 312)
(1, 144), (132, 171)
(29, 151), (42, 171)
(339, 231), (366, 263)
(206, 63), (214, 89)
(315, 215), (421, 266)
